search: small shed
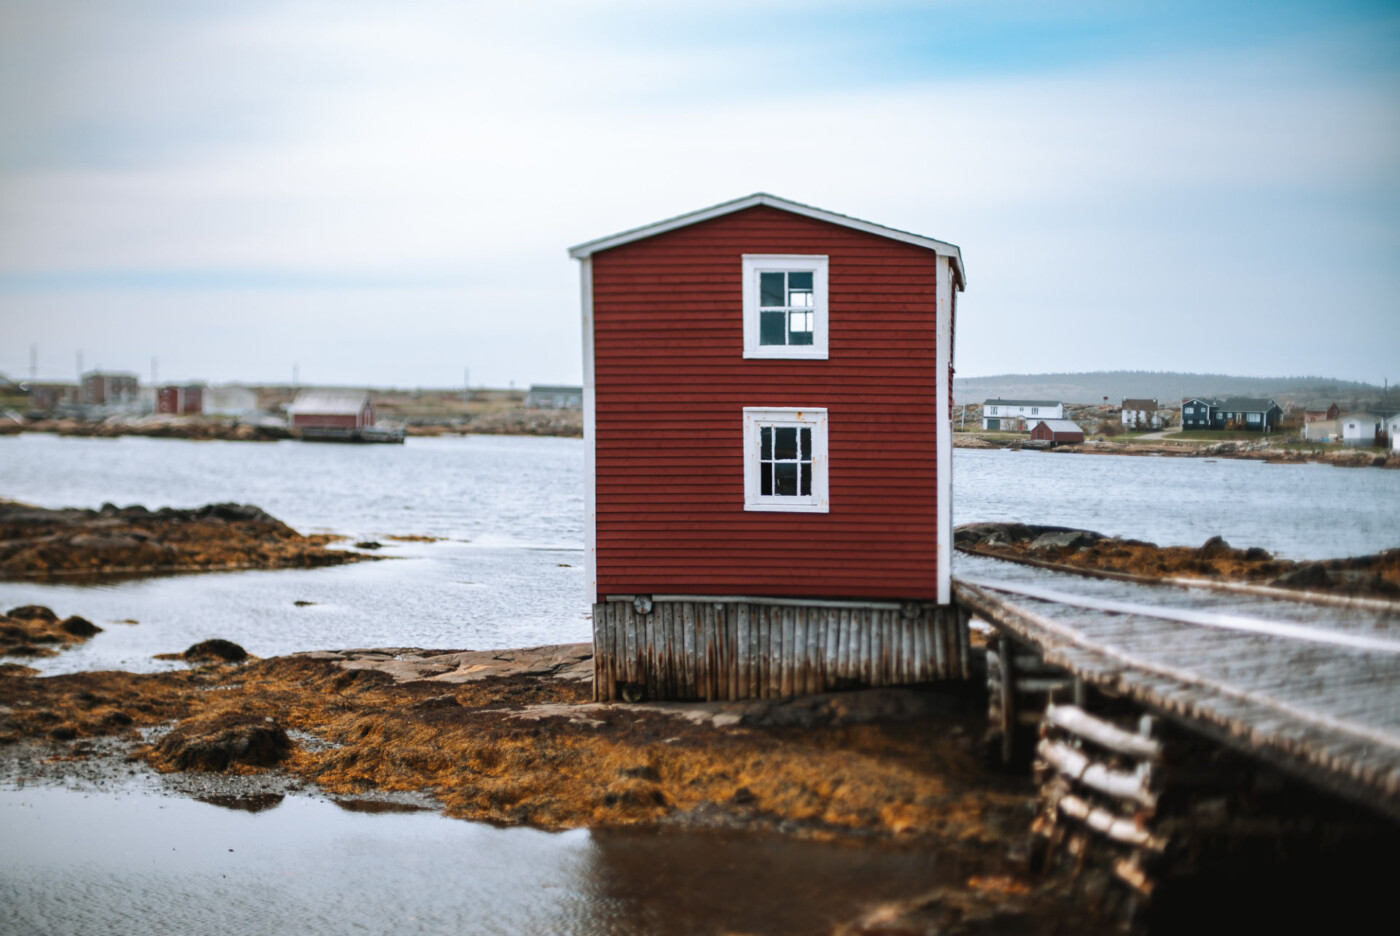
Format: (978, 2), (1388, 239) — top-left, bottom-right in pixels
(1030, 419), (1085, 445)
(570, 193), (967, 702)
(156, 384), (204, 415)
(287, 390), (376, 430)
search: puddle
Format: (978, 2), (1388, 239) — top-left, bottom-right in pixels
(0, 784), (961, 936)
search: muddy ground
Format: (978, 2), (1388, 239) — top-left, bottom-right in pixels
(956, 522), (1400, 598)
(0, 634), (1110, 933)
(0, 500), (371, 579)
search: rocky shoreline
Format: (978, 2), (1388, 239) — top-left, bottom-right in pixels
(0, 630), (1104, 931)
(5, 408), (582, 442)
(955, 522), (1400, 599)
(0, 500), (372, 579)
(954, 432), (1400, 469)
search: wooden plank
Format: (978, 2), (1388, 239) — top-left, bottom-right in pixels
(999, 634), (1016, 765)
(702, 602), (717, 701)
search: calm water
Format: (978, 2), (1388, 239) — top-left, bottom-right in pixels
(0, 434), (1397, 674)
(3, 432), (1390, 934)
(0, 786), (951, 936)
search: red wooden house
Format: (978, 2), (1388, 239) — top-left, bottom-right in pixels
(570, 193), (968, 702)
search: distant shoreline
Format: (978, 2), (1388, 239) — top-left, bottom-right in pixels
(954, 432), (1399, 469)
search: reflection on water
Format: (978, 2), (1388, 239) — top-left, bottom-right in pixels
(0, 786), (952, 936)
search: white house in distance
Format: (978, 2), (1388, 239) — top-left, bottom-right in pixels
(1120, 398), (1164, 429)
(982, 398), (1063, 431)
(205, 385), (258, 417)
(1338, 411), (1397, 448)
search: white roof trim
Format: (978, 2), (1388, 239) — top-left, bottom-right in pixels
(567, 193), (965, 288)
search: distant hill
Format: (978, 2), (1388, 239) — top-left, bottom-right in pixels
(953, 371), (1393, 408)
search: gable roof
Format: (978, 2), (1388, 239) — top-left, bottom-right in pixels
(287, 389), (371, 416)
(567, 193), (964, 287)
(1034, 419), (1083, 433)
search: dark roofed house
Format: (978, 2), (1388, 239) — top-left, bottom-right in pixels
(1181, 397), (1281, 432)
(1215, 397), (1283, 432)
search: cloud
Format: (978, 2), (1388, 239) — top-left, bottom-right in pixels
(1, 1), (1397, 385)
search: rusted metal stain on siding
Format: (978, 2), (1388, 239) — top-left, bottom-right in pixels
(592, 599), (970, 702)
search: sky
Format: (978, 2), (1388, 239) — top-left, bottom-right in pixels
(1, 0), (1397, 389)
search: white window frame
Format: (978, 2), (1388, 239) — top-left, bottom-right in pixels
(741, 255), (829, 360)
(743, 407), (829, 513)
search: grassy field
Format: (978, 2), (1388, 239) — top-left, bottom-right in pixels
(1164, 429), (1294, 442)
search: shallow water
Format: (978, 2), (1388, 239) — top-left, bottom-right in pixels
(1, 435), (1397, 674)
(0, 785), (951, 936)
(4, 433), (1386, 933)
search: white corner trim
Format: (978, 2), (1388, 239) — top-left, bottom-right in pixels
(580, 256), (597, 604)
(741, 254), (829, 360)
(742, 407), (829, 513)
(935, 255), (953, 605)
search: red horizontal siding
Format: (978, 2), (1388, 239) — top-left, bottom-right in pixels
(592, 205), (942, 601)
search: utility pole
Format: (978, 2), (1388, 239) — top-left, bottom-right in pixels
(463, 367), (470, 403)
(151, 356), (158, 387)
(292, 363), (299, 388)
(76, 350), (83, 381)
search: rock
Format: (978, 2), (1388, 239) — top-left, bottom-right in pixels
(1273, 563), (1332, 590)
(1029, 530), (1098, 551)
(181, 639), (248, 663)
(59, 616), (102, 637)
(6, 605), (57, 622)
(1243, 547), (1272, 561)
(354, 541), (384, 550)
(153, 714), (291, 771)
(1196, 535), (1233, 559)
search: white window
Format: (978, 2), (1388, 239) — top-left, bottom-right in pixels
(743, 407), (828, 513)
(1031, 407), (1039, 415)
(988, 406), (998, 415)
(742, 255), (828, 360)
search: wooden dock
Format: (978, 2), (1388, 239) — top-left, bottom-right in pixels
(955, 575), (1400, 821)
(954, 567), (1400, 918)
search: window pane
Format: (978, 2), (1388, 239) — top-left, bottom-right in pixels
(788, 271), (812, 290)
(775, 463), (797, 496)
(789, 311), (813, 345)
(760, 272), (785, 307)
(760, 426), (772, 460)
(788, 288), (813, 308)
(774, 426), (797, 460)
(760, 311), (786, 345)
(799, 427), (811, 459)
(800, 464), (811, 496)
(761, 463), (772, 496)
